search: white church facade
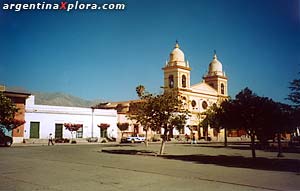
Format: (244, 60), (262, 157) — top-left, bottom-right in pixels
(163, 42), (228, 140)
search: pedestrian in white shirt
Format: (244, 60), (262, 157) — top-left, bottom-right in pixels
(48, 133), (54, 146)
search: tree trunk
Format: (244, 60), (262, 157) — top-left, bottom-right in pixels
(159, 130), (168, 155)
(277, 133), (284, 157)
(144, 130), (149, 147)
(224, 127), (227, 147)
(250, 133), (256, 158)
(159, 139), (166, 155)
(197, 125), (201, 140)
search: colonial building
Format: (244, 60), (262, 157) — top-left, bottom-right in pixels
(24, 95), (118, 143)
(163, 42), (228, 140)
(0, 85), (31, 143)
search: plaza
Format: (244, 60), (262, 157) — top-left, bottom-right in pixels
(0, 143), (299, 191)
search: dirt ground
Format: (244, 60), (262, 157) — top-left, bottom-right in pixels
(0, 142), (299, 191)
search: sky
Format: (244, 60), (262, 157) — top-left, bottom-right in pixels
(0, 0), (299, 103)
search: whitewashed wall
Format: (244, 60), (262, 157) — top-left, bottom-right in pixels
(24, 96), (118, 140)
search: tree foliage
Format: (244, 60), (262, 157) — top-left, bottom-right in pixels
(201, 103), (221, 130)
(0, 92), (25, 129)
(129, 86), (189, 154)
(64, 123), (83, 132)
(203, 87), (294, 158)
(136, 85), (145, 98)
(201, 101), (232, 143)
(287, 74), (300, 127)
(98, 123), (110, 129)
(117, 122), (129, 132)
(287, 76), (300, 108)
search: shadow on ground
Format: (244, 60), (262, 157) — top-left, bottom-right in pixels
(102, 144), (135, 148)
(187, 143), (300, 154)
(102, 149), (157, 156)
(102, 149), (300, 173)
(161, 154), (300, 173)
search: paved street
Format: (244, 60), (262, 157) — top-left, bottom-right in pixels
(0, 143), (299, 191)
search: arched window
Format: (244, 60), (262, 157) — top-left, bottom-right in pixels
(169, 75), (174, 88)
(191, 100), (196, 107)
(221, 83), (225, 94)
(182, 75), (187, 88)
(202, 101), (208, 109)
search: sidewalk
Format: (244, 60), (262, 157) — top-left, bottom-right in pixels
(12, 141), (119, 147)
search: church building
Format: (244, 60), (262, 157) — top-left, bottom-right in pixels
(98, 41), (230, 141)
(163, 41), (228, 140)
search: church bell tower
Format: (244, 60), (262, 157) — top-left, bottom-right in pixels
(203, 52), (228, 97)
(162, 41), (191, 90)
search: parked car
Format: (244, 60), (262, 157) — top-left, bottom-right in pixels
(124, 135), (146, 143)
(0, 124), (13, 147)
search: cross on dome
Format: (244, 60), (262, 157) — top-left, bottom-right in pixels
(175, 40), (180, 48)
(169, 40), (185, 63)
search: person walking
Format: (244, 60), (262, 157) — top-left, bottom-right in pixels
(48, 133), (54, 146)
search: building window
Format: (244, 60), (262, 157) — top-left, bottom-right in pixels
(30, 122), (40, 138)
(191, 100), (196, 107)
(221, 83), (225, 94)
(202, 101), (208, 110)
(76, 127), (83, 138)
(55, 124), (63, 139)
(169, 75), (174, 88)
(182, 75), (186, 88)
(100, 128), (107, 138)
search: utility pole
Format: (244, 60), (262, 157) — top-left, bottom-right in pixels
(91, 107), (94, 138)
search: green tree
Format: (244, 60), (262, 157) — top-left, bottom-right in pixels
(0, 92), (24, 129)
(254, 99), (295, 157)
(204, 88), (295, 158)
(232, 88), (277, 158)
(64, 123), (82, 143)
(129, 101), (152, 147)
(201, 99), (237, 147)
(287, 75), (300, 107)
(287, 74), (300, 130)
(269, 102), (294, 157)
(200, 103), (221, 141)
(129, 86), (189, 154)
(136, 85), (146, 98)
(129, 85), (152, 147)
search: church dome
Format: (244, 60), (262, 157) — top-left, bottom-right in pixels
(169, 42), (185, 62)
(208, 53), (223, 75)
